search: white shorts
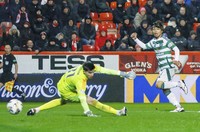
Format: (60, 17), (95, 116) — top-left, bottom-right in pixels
(157, 68), (176, 82)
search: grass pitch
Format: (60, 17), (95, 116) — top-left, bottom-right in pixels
(1, 102), (200, 132)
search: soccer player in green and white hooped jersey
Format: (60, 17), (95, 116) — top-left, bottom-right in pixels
(131, 21), (188, 112)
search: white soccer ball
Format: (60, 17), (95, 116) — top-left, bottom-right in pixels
(6, 99), (23, 115)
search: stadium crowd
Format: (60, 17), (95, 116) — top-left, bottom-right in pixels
(0, 0), (200, 52)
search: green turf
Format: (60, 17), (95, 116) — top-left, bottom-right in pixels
(1, 102), (200, 132)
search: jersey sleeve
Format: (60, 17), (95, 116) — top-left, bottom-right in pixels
(11, 54), (17, 64)
(75, 79), (90, 113)
(94, 65), (120, 75)
(166, 39), (176, 50)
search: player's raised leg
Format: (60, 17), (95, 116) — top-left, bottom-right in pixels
(87, 96), (127, 116)
(27, 98), (63, 116)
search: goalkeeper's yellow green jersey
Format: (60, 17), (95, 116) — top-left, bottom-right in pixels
(57, 64), (120, 113)
(58, 64), (120, 93)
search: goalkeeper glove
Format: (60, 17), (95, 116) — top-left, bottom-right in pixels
(84, 111), (98, 117)
(120, 70), (136, 80)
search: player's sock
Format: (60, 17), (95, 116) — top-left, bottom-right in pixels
(162, 81), (179, 89)
(166, 92), (181, 108)
(91, 100), (118, 115)
(12, 88), (23, 95)
(38, 98), (62, 111)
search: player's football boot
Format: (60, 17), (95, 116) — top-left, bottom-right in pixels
(118, 107), (127, 116)
(27, 108), (36, 116)
(170, 107), (184, 112)
(179, 80), (188, 94)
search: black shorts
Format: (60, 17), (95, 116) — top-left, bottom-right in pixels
(0, 72), (14, 84)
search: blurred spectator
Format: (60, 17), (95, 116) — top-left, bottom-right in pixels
(142, 26), (154, 45)
(116, 39), (132, 51)
(62, 18), (79, 41)
(176, 6), (193, 27)
(126, 0), (139, 23)
(35, 31), (48, 52)
(175, 0), (191, 16)
(42, 0), (61, 23)
(3, 25), (21, 50)
(112, 0), (126, 25)
(120, 16), (134, 40)
(145, 0), (156, 16)
(19, 21), (34, 47)
(159, 0), (176, 22)
(187, 30), (200, 51)
(21, 39), (39, 54)
(55, 32), (70, 51)
(137, 20), (151, 42)
(15, 5), (30, 29)
(147, 5), (161, 25)
(56, 0), (73, 12)
(27, 0), (42, 24)
(95, 0), (111, 13)
(164, 17), (177, 39)
(32, 15), (49, 40)
(85, 0), (96, 12)
(60, 4), (79, 26)
(58, 39), (71, 51)
(55, 32), (65, 44)
(177, 18), (192, 39)
(69, 31), (80, 51)
(95, 25), (109, 50)
(74, 0), (90, 22)
(100, 39), (115, 51)
(189, 0), (200, 22)
(134, 7), (147, 28)
(120, 15), (137, 49)
(135, 44), (142, 52)
(44, 37), (60, 51)
(10, 0), (22, 23)
(48, 17), (62, 38)
(79, 15), (96, 47)
(171, 28), (188, 51)
(32, 7), (44, 21)
(0, 1), (12, 22)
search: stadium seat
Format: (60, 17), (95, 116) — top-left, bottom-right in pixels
(193, 23), (200, 31)
(82, 45), (96, 51)
(124, 1), (131, 9)
(91, 21), (101, 31)
(101, 21), (116, 29)
(139, 0), (147, 7)
(90, 12), (99, 21)
(99, 12), (113, 21)
(110, 1), (117, 10)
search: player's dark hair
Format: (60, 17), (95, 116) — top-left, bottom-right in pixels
(153, 20), (164, 31)
(82, 61), (95, 71)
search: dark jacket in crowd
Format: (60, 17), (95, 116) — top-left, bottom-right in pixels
(171, 35), (188, 51)
(159, 1), (176, 22)
(79, 22), (96, 40)
(74, 1), (90, 21)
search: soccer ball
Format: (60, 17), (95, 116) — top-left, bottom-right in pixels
(6, 99), (23, 115)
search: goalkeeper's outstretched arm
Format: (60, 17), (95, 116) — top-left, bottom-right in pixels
(94, 65), (136, 80)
